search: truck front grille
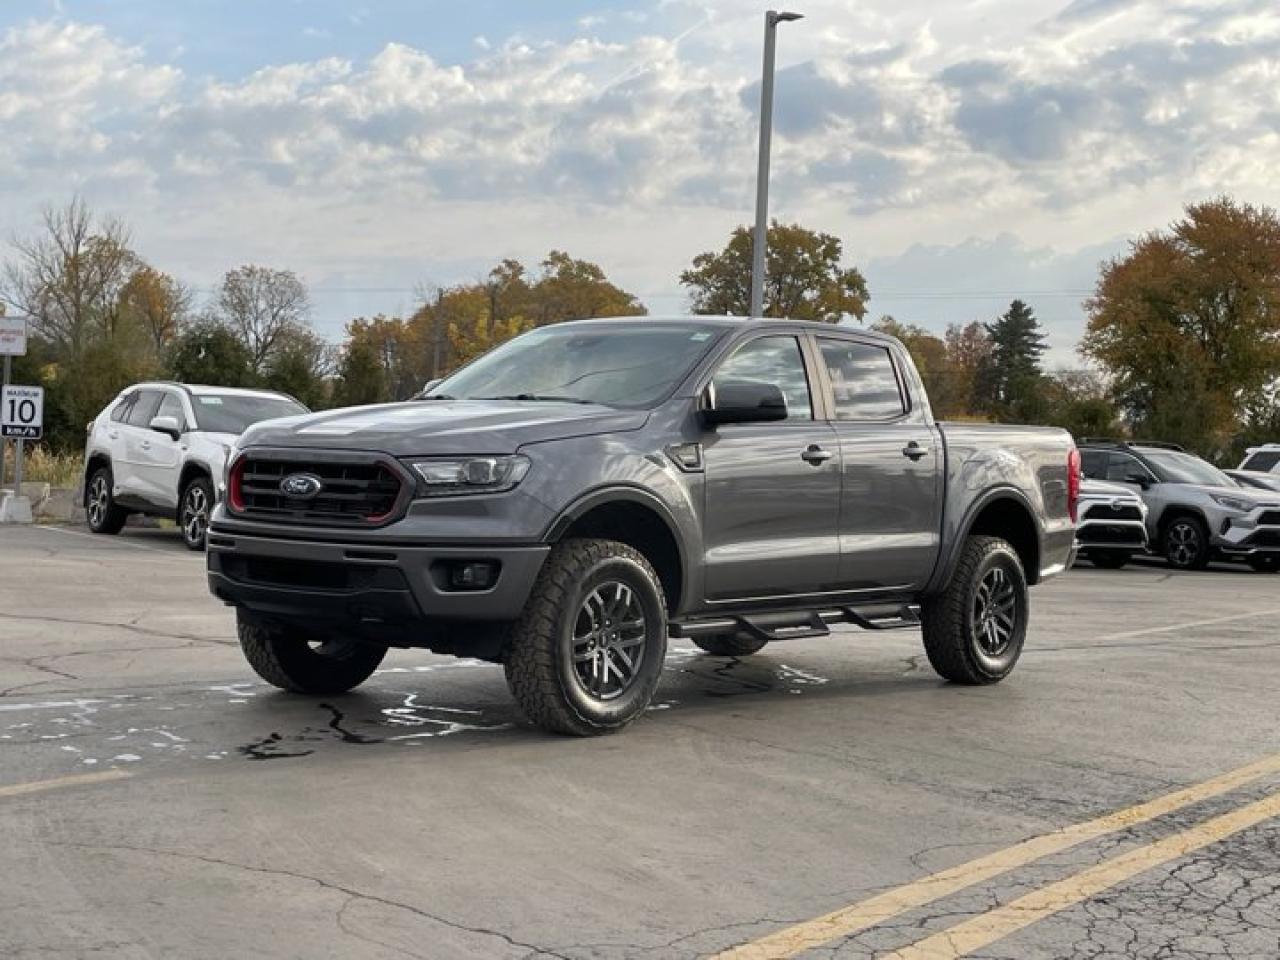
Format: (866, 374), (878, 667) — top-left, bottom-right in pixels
(231, 455), (406, 526)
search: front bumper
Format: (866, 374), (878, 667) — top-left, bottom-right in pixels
(1213, 511), (1280, 556)
(1074, 499), (1148, 553)
(206, 529), (549, 627)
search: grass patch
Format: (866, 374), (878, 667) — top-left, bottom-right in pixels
(2, 445), (84, 488)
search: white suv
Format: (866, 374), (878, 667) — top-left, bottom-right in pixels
(1239, 444), (1280, 475)
(83, 383), (308, 549)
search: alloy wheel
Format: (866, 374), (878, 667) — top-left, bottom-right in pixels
(571, 580), (648, 701)
(1167, 522), (1200, 567)
(88, 476), (109, 529)
(181, 485), (209, 547)
(971, 566), (1017, 657)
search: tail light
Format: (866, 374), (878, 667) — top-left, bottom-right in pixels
(1067, 448), (1082, 523)
(227, 455), (246, 513)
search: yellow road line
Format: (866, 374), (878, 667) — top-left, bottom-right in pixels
(713, 753), (1280, 959)
(0, 770), (132, 799)
(885, 789), (1280, 959)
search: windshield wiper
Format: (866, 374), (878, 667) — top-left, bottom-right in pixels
(477, 394), (597, 405)
(415, 393), (456, 401)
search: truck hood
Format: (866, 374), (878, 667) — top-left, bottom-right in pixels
(237, 400), (650, 456)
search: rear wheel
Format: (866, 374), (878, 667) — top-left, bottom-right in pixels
(85, 466), (128, 535)
(1163, 516), (1210, 570)
(1087, 550), (1130, 570)
(179, 476), (213, 551)
(692, 633), (768, 657)
(504, 538), (667, 736)
(921, 536), (1028, 685)
(237, 611), (387, 694)
(1248, 554), (1280, 574)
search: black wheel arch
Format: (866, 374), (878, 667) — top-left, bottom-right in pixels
(928, 487), (1043, 594)
(543, 485), (690, 618)
(178, 462), (215, 498)
(83, 453), (113, 506)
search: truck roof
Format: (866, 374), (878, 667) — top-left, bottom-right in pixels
(565, 315), (900, 344)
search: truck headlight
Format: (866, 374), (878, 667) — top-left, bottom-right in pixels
(1210, 494), (1252, 514)
(407, 456), (531, 497)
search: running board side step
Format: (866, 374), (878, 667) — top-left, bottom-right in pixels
(670, 603), (922, 642)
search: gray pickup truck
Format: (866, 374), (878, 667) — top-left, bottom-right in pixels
(207, 317), (1078, 735)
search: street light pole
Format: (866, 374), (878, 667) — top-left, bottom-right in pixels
(750, 9), (803, 319)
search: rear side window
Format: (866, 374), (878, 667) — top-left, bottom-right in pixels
(126, 390), (163, 428)
(712, 336), (813, 421)
(110, 394), (136, 423)
(818, 339), (906, 420)
(1080, 450), (1108, 479)
(1242, 451), (1280, 472)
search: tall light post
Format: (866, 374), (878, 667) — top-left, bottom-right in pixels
(750, 9), (803, 319)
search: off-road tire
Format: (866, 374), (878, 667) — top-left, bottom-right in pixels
(921, 535), (1028, 685)
(237, 611), (387, 694)
(85, 466), (128, 535)
(1087, 550), (1130, 570)
(692, 633), (769, 657)
(1163, 515), (1211, 571)
(1248, 554), (1280, 574)
(504, 538), (667, 736)
(179, 476), (214, 552)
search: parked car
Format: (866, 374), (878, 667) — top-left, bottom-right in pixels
(83, 383), (309, 550)
(1079, 439), (1280, 572)
(1238, 444), (1280, 475)
(1074, 478), (1148, 568)
(1226, 469), (1280, 494)
(207, 317), (1078, 736)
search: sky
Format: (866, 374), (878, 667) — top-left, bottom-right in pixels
(2, 0), (1278, 366)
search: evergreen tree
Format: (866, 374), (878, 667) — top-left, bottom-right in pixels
(167, 323), (255, 387)
(332, 337), (389, 408)
(977, 300), (1048, 419)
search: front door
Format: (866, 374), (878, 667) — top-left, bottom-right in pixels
(815, 336), (942, 592)
(134, 391), (186, 510)
(701, 334), (841, 601)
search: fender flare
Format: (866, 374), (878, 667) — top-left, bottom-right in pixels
(927, 485), (1044, 593)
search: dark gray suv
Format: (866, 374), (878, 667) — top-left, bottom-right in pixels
(208, 318), (1077, 735)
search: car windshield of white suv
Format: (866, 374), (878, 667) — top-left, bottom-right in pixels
(191, 394), (308, 434)
(1142, 449), (1234, 487)
(426, 323), (728, 409)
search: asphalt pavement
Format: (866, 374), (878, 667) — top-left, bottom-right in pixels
(0, 523), (1277, 959)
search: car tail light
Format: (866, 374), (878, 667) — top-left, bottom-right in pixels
(1067, 448), (1082, 523)
(227, 455), (246, 513)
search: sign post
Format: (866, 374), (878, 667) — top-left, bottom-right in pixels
(0, 316), (35, 522)
(0, 315), (26, 491)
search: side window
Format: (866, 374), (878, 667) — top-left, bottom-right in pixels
(110, 394), (136, 423)
(712, 336), (813, 421)
(1242, 451), (1280, 472)
(1080, 450), (1108, 479)
(126, 390), (163, 428)
(1106, 454), (1149, 483)
(818, 339), (906, 421)
(155, 392), (186, 429)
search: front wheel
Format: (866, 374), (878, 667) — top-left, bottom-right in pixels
(1163, 516), (1210, 570)
(238, 612), (387, 694)
(179, 476), (214, 551)
(504, 538), (667, 736)
(1249, 554), (1280, 574)
(1087, 550), (1130, 570)
(921, 536), (1028, 685)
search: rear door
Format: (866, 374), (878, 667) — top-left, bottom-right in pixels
(815, 336), (942, 592)
(700, 333), (841, 601)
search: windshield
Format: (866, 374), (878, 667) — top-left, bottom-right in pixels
(429, 322), (727, 408)
(191, 394), (308, 434)
(1142, 449), (1234, 487)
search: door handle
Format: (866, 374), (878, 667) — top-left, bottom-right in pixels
(140, 440), (151, 450)
(801, 445), (834, 465)
(108, 430), (119, 440)
(902, 441), (930, 461)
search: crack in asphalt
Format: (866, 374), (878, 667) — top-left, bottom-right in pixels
(0, 612), (235, 649)
(42, 840), (574, 959)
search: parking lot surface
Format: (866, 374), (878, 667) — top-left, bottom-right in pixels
(1, 523), (1278, 959)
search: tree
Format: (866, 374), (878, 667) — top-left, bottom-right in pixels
(1083, 197), (1280, 453)
(936, 322), (994, 419)
(119, 266), (191, 354)
(680, 221), (868, 322)
(872, 316), (949, 406)
(263, 327), (332, 410)
(530, 251), (645, 324)
(2, 197), (137, 358)
(977, 300), (1049, 420)
(333, 335), (390, 408)
(1041, 369), (1122, 441)
(167, 323), (255, 387)
(214, 265), (311, 374)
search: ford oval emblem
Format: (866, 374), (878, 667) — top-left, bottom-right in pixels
(279, 472), (323, 499)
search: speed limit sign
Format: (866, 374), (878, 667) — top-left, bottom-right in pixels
(1, 385), (43, 440)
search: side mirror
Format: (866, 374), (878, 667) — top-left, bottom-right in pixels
(149, 415), (182, 440)
(1126, 473), (1152, 490)
(703, 381), (789, 426)
(415, 378), (443, 399)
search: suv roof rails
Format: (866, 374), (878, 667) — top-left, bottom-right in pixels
(1079, 438), (1187, 453)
